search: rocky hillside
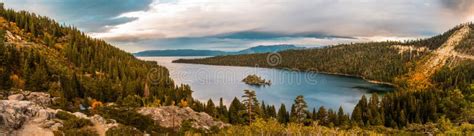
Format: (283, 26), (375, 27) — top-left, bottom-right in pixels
(401, 24), (474, 90)
(0, 92), (118, 136)
(0, 92), (228, 136)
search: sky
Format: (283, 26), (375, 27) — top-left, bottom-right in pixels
(1, 0), (474, 53)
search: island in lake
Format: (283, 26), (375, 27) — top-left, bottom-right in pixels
(242, 74), (271, 86)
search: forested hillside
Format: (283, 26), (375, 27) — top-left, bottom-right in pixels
(0, 5), (194, 110)
(175, 41), (428, 83)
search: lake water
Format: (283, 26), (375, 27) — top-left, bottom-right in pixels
(139, 56), (393, 113)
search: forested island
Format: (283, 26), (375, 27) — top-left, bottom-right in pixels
(0, 2), (474, 135)
(242, 74), (271, 86)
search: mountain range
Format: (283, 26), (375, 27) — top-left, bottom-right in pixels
(133, 44), (305, 56)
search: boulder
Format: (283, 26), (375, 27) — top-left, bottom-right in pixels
(7, 94), (24, 101)
(72, 112), (88, 119)
(25, 92), (52, 106)
(90, 114), (118, 134)
(138, 106), (229, 130)
(0, 100), (42, 130)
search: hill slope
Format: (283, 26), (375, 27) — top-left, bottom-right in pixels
(0, 5), (194, 108)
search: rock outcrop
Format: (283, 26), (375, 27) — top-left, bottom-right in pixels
(1, 92), (229, 135)
(0, 93), (118, 136)
(0, 100), (59, 136)
(138, 106), (229, 130)
(6, 92), (52, 106)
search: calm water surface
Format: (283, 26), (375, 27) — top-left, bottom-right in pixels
(139, 56), (393, 113)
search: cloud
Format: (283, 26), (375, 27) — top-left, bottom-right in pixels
(438, 0), (474, 22)
(439, 0), (474, 12)
(93, 0), (466, 42)
(1, 0), (153, 32)
(2, 0), (473, 52)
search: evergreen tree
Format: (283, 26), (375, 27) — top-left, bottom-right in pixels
(352, 95), (368, 126)
(312, 108), (317, 121)
(242, 90), (259, 124)
(228, 97), (244, 124)
(217, 97), (228, 122)
(277, 103), (289, 124)
(206, 99), (217, 118)
(368, 93), (383, 126)
(337, 106), (348, 126)
(317, 106), (328, 126)
(328, 109), (337, 127)
(293, 95), (309, 123)
(261, 101), (267, 119)
(290, 104), (296, 122)
(268, 105), (277, 118)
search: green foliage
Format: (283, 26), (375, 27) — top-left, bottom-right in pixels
(292, 95), (309, 123)
(117, 95), (143, 108)
(54, 111), (97, 136)
(62, 128), (98, 136)
(205, 99), (217, 118)
(106, 125), (143, 136)
(241, 90), (260, 124)
(228, 97), (245, 124)
(96, 107), (175, 134)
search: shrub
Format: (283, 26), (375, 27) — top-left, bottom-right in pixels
(56, 111), (77, 120)
(106, 125), (143, 136)
(62, 128), (98, 136)
(55, 111), (97, 136)
(97, 107), (175, 134)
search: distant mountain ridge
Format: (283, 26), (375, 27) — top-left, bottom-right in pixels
(134, 44), (305, 56)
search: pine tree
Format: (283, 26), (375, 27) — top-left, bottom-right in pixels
(352, 95), (368, 126)
(293, 95), (309, 123)
(0, 30), (11, 89)
(217, 97), (228, 122)
(242, 90), (259, 124)
(290, 104), (296, 122)
(228, 97), (244, 124)
(312, 108), (317, 120)
(261, 101), (267, 119)
(317, 106), (328, 126)
(206, 99), (217, 117)
(268, 105), (277, 118)
(337, 106), (348, 126)
(368, 93), (383, 126)
(277, 103), (289, 124)
(328, 109), (337, 127)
